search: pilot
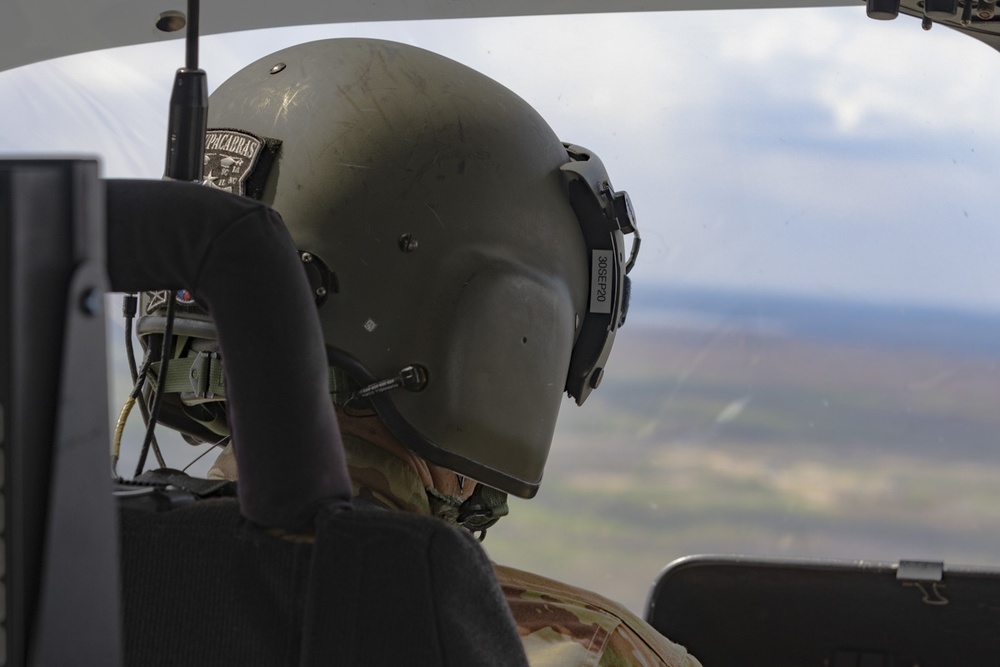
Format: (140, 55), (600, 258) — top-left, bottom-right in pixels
(139, 38), (701, 667)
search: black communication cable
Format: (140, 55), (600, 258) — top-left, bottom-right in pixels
(134, 0), (206, 476)
(112, 354), (151, 479)
(123, 294), (140, 384)
(181, 435), (230, 474)
(122, 293), (165, 468)
(134, 298), (176, 477)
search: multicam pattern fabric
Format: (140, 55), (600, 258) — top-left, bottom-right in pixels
(497, 565), (702, 667)
(342, 433), (432, 514)
(339, 432), (702, 667)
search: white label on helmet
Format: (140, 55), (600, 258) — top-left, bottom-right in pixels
(590, 249), (614, 314)
(363, 318), (378, 333)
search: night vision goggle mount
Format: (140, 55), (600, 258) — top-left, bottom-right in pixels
(561, 143), (641, 406)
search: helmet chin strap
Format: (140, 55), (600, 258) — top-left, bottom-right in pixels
(456, 485), (510, 542)
(353, 475), (510, 542)
(426, 483), (510, 542)
(335, 365), (511, 540)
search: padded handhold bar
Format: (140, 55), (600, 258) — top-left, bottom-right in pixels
(106, 179), (352, 529)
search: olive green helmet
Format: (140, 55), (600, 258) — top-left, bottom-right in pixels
(181, 38), (638, 497)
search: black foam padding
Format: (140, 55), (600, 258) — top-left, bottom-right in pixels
(106, 179), (351, 529)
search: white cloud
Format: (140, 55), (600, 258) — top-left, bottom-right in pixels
(712, 8), (1000, 138)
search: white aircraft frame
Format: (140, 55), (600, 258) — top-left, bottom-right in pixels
(0, 0), (899, 73)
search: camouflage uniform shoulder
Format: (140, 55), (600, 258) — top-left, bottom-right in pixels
(341, 433), (430, 514)
(493, 564), (702, 667)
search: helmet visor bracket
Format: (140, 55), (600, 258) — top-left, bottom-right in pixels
(560, 144), (640, 405)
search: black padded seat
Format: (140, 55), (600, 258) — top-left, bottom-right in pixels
(120, 498), (528, 667)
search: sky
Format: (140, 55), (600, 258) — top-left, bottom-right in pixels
(3, 7), (1000, 310)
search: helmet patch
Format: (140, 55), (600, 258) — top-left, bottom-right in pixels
(144, 290), (202, 314)
(203, 129), (280, 199)
(175, 289), (196, 305)
(145, 290), (168, 314)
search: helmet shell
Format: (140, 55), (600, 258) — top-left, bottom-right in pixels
(207, 39), (589, 497)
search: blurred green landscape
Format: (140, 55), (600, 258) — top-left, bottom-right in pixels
(483, 319), (1000, 615)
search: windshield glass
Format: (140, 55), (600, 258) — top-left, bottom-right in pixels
(4, 6), (1000, 615)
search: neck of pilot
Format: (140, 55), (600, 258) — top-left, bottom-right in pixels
(342, 433), (431, 513)
(336, 409), (475, 523)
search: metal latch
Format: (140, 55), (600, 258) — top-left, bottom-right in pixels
(897, 559), (948, 606)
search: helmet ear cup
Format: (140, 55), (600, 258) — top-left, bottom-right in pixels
(391, 265), (576, 494)
(560, 146), (638, 405)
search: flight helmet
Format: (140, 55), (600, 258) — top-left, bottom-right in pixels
(140, 38), (639, 498)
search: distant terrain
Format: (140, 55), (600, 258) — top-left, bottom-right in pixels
(482, 287), (1000, 614)
(108, 287), (1000, 615)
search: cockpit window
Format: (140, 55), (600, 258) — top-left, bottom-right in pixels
(3, 7), (999, 616)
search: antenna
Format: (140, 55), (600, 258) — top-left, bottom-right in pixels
(144, 0), (207, 476)
(164, 0), (207, 181)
